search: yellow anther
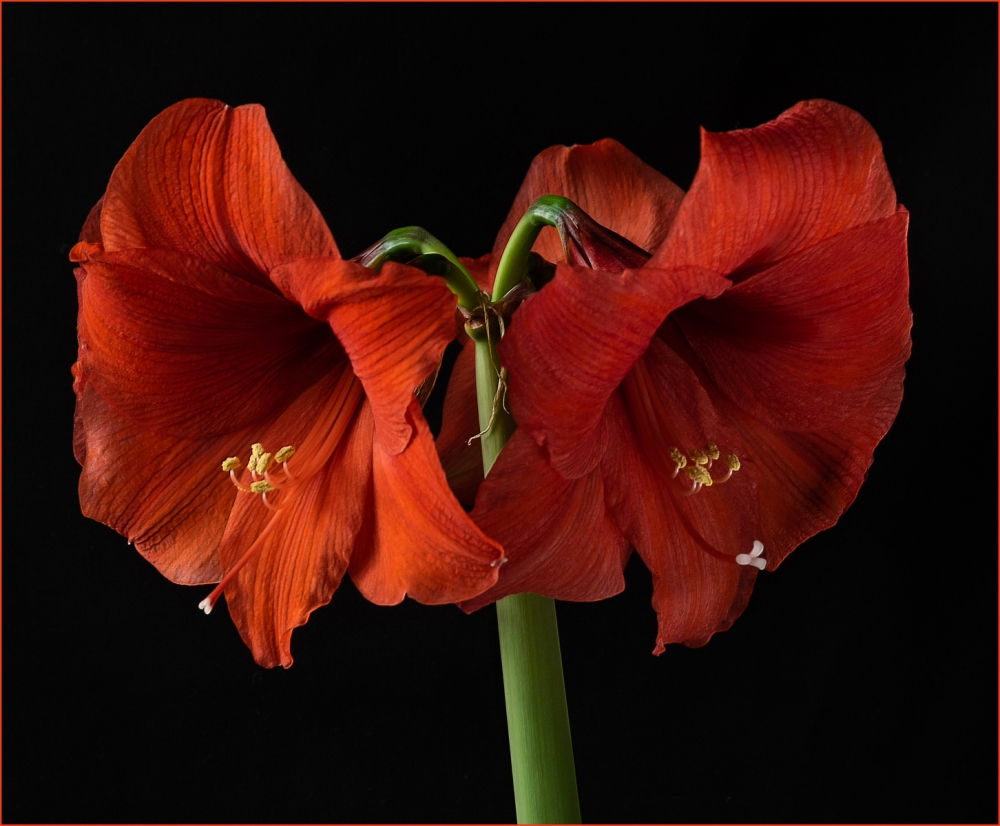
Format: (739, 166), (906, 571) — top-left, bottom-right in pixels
(690, 448), (709, 466)
(247, 442), (264, 473)
(256, 452), (273, 474)
(250, 480), (275, 495)
(706, 443), (720, 461)
(686, 465), (713, 486)
(275, 445), (296, 463)
(221, 457), (241, 473)
(669, 448), (687, 470)
(725, 453), (741, 472)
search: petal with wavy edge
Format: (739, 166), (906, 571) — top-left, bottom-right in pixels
(653, 99), (898, 275)
(74, 374), (230, 584)
(501, 263), (729, 479)
(490, 139), (685, 278)
(673, 212), (911, 433)
(218, 388), (371, 668)
(80, 198), (104, 245)
(101, 98), (337, 287)
(273, 257), (458, 455)
(350, 399), (504, 605)
(461, 428), (628, 612)
(75, 248), (343, 438)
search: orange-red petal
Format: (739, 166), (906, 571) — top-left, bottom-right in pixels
(100, 98), (337, 286)
(350, 398), (504, 606)
(501, 263), (729, 479)
(653, 99), (898, 274)
(601, 392), (757, 650)
(273, 257), (458, 455)
(462, 428), (628, 611)
(674, 211), (911, 432)
(75, 248), (343, 438)
(435, 338), (483, 508)
(490, 138), (685, 278)
(217, 376), (370, 668)
(73, 371), (229, 584)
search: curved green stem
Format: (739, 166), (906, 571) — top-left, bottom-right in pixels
(492, 195), (573, 302)
(474, 196), (582, 824)
(357, 226), (482, 309)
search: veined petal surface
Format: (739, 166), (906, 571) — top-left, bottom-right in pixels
(462, 100), (911, 652)
(101, 99), (337, 286)
(73, 98), (504, 667)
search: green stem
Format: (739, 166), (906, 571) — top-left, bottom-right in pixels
(491, 195), (573, 302)
(475, 196), (581, 823)
(358, 226), (482, 309)
(496, 593), (581, 825)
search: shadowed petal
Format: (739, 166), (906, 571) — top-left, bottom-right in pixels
(73, 372), (229, 584)
(351, 399), (504, 605)
(436, 338), (483, 508)
(604, 391), (757, 650)
(101, 98), (337, 286)
(653, 99), (898, 274)
(274, 258), (458, 455)
(502, 263), (729, 479)
(462, 428), (628, 611)
(80, 198), (104, 245)
(674, 212), (911, 432)
(491, 139), (685, 277)
(74, 248), (342, 438)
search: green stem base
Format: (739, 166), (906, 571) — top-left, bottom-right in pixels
(497, 593), (582, 824)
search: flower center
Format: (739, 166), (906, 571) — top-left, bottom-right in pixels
(198, 369), (364, 615)
(621, 361), (766, 570)
(667, 442), (742, 495)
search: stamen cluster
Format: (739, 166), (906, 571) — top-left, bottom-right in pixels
(668, 441), (741, 495)
(222, 442), (297, 509)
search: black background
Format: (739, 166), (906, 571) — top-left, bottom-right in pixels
(3, 3), (997, 824)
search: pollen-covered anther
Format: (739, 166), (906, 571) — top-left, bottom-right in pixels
(710, 451), (741, 484)
(669, 447), (687, 474)
(226, 441), (299, 495)
(735, 540), (766, 570)
(247, 442), (264, 474)
(689, 448), (709, 466)
(686, 465), (713, 487)
(705, 443), (720, 461)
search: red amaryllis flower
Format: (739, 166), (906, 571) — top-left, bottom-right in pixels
(440, 100), (911, 650)
(71, 99), (503, 667)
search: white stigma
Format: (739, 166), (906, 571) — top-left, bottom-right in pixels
(736, 540), (766, 570)
(198, 597), (214, 615)
(490, 556), (509, 568)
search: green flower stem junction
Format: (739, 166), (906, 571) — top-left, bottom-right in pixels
(356, 225), (482, 309)
(365, 203), (582, 822)
(476, 196), (582, 824)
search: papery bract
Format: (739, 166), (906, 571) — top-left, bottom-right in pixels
(72, 99), (503, 667)
(439, 101), (911, 650)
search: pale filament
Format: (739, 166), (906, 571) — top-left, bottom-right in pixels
(199, 512), (285, 614)
(229, 469), (252, 493)
(677, 480), (702, 496)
